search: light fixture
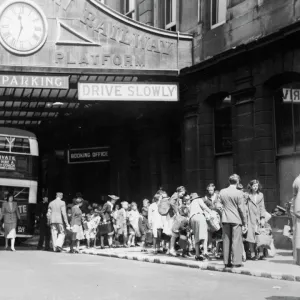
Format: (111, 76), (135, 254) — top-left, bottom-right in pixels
(52, 102), (64, 106)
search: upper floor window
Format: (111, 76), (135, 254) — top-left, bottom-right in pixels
(165, 0), (176, 31)
(211, 0), (227, 29)
(125, 0), (136, 20)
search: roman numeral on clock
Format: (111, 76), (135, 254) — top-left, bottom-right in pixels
(2, 31), (11, 40)
(33, 33), (40, 41)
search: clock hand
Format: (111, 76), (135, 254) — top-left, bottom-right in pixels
(17, 15), (23, 42)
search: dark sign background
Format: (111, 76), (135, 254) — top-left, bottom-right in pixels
(68, 147), (110, 164)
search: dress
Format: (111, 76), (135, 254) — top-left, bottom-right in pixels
(99, 201), (114, 236)
(244, 192), (266, 244)
(116, 208), (128, 235)
(148, 202), (163, 238)
(189, 198), (208, 243)
(128, 210), (141, 237)
(292, 176), (300, 265)
(85, 216), (100, 240)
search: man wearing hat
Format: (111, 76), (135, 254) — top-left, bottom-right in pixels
(98, 195), (119, 248)
(47, 192), (70, 252)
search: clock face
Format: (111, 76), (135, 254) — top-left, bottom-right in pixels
(0, 0), (48, 55)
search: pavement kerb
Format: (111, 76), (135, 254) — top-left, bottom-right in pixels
(79, 249), (300, 283)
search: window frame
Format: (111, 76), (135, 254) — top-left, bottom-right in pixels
(165, 0), (177, 31)
(124, 0), (136, 20)
(211, 0), (227, 29)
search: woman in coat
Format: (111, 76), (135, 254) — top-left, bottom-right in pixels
(70, 197), (84, 253)
(189, 193), (212, 261)
(1, 194), (20, 251)
(292, 175), (300, 265)
(245, 179), (266, 260)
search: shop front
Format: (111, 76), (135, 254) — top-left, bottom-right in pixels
(0, 0), (193, 204)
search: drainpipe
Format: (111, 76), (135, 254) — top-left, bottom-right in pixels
(177, 31), (180, 75)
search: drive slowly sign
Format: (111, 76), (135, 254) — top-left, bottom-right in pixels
(78, 83), (178, 101)
(68, 147), (110, 164)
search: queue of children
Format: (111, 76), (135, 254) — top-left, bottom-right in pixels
(58, 179), (274, 263)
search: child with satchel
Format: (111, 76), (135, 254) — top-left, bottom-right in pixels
(170, 206), (192, 257)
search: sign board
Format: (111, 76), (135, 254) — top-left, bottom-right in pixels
(0, 155), (16, 171)
(282, 88), (300, 103)
(78, 83), (179, 101)
(0, 0), (193, 73)
(0, 75), (69, 89)
(68, 147), (110, 164)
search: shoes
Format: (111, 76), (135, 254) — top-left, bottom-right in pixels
(141, 249), (148, 253)
(45, 248), (51, 252)
(169, 250), (177, 257)
(56, 247), (63, 253)
(11, 248), (16, 252)
(251, 256), (258, 261)
(37, 246), (43, 250)
(225, 263), (233, 268)
(195, 255), (202, 261)
(233, 264), (244, 268)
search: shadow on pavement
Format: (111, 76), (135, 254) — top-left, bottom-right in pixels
(268, 260), (294, 265)
(266, 297), (300, 300)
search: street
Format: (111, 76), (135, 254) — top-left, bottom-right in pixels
(0, 249), (299, 300)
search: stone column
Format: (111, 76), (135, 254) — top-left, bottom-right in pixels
(231, 90), (255, 187)
(254, 85), (277, 211)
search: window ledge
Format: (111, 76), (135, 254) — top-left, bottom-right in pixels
(211, 21), (226, 30)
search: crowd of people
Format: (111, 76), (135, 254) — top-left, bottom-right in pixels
(33, 173), (275, 267)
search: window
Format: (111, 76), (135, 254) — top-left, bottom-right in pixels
(214, 96), (232, 154)
(165, 0), (176, 31)
(0, 136), (30, 154)
(275, 86), (300, 154)
(211, 0), (227, 29)
(125, 0), (136, 20)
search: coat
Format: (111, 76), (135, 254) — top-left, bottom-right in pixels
(244, 192), (266, 244)
(48, 198), (69, 225)
(71, 205), (83, 227)
(116, 208), (127, 231)
(138, 215), (150, 235)
(1, 202), (20, 224)
(292, 176), (300, 264)
(219, 185), (246, 226)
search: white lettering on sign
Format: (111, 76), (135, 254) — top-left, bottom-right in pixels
(0, 75), (69, 89)
(68, 147), (110, 164)
(0, 155), (16, 171)
(283, 88), (300, 103)
(78, 83), (178, 102)
(18, 205), (27, 214)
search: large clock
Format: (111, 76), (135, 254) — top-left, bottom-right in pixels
(0, 0), (48, 55)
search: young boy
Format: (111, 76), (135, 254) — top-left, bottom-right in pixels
(138, 207), (150, 252)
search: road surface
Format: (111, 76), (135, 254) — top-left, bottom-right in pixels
(0, 248), (300, 300)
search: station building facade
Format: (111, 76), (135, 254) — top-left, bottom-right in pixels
(1, 0), (300, 209)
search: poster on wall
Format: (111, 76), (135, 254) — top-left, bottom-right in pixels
(0, 155), (16, 171)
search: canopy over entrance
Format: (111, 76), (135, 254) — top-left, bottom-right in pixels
(0, 0), (193, 129)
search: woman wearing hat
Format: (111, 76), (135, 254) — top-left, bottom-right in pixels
(70, 197), (85, 253)
(1, 193), (20, 251)
(189, 193), (212, 261)
(99, 195), (119, 249)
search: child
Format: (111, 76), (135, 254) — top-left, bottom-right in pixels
(127, 202), (141, 247)
(64, 207), (74, 248)
(85, 212), (101, 248)
(116, 201), (129, 247)
(170, 206), (191, 257)
(138, 207), (150, 252)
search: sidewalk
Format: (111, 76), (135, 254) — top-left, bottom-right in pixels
(78, 246), (300, 282)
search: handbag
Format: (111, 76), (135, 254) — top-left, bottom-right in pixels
(158, 198), (171, 216)
(178, 234), (188, 249)
(145, 231), (153, 244)
(283, 220), (292, 238)
(256, 234), (272, 249)
(206, 210), (221, 233)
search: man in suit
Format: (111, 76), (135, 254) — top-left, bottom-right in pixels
(36, 196), (51, 251)
(219, 174), (247, 268)
(47, 192), (70, 252)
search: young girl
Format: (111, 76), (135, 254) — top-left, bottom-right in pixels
(127, 202), (141, 247)
(85, 212), (101, 248)
(116, 201), (129, 247)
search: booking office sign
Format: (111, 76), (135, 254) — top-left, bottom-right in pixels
(67, 147), (110, 164)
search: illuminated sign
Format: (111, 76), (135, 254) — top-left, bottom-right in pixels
(68, 147), (110, 164)
(78, 83), (179, 101)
